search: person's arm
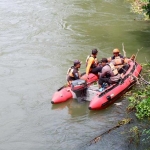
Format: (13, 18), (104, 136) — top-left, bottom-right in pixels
(99, 67), (108, 78)
(99, 68), (104, 78)
(72, 70), (80, 80)
(78, 71), (81, 78)
(94, 58), (98, 65)
(86, 57), (94, 75)
(107, 57), (112, 62)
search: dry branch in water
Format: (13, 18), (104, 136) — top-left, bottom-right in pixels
(122, 43), (126, 57)
(88, 118), (132, 146)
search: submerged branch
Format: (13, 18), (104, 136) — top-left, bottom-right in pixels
(88, 118), (132, 146)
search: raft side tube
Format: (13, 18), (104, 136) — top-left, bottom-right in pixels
(81, 73), (98, 85)
(51, 87), (73, 104)
(89, 77), (133, 110)
(132, 64), (142, 77)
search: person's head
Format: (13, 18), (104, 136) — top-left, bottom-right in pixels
(74, 60), (82, 68)
(92, 49), (98, 56)
(113, 48), (120, 57)
(100, 58), (108, 66)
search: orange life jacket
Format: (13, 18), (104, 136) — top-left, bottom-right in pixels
(86, 55), (97, 68)
(113, 56), (124, 66)
(108, 63), (118, 76)
(66, 66), (80, 85)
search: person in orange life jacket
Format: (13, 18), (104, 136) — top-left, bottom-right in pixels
(111, 48), (124, 59)
(98, 58), (121, 91)
(108, 48), (124, 64)
(86, 49), (102, 76)
(111, 48), (133, 75)
(67, 60), (82, 85)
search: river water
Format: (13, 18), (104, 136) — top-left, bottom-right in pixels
(0, 0), (150, 150)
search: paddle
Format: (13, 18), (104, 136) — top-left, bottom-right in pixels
(57, 84), (68, 91)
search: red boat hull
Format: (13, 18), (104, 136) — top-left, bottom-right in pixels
(51, 87), (73, 104)
(51, 73), (98, 104)
(89, 62), (142, 110)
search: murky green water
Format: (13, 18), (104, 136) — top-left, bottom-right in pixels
(0, 0), (150, 150)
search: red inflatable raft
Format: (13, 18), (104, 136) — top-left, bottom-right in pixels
(89, 61), (142, 110)
(51, 73), (98, 104)
(51, 61), (142, 110)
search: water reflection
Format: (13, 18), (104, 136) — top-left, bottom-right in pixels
(51, 99), (90, 117)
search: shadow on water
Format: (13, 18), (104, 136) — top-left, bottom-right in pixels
(51, 97), (117, 118)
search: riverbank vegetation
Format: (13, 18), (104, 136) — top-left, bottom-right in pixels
(126, 62), (150, 147)
(127, 62), (150, 119)
(88, 63), (150, 148)
(128, 0), (150, 20)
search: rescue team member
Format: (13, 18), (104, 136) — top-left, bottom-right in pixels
(67, 60), (82, 86)
(109, 48), (135, 64)
(108, 48), (124, 69)
(108, 48), (124, 65)
(110, 48), (124, 60)
(98, 58), (121, 91)
(86, 49), (102, 76)
(109, 48), (135, 74)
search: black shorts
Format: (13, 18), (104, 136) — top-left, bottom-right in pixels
(90, 66), (102, 74)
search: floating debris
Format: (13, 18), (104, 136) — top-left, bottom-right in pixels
(114, 102), (122, 106)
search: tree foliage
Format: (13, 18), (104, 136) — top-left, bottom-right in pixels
(130, 0), (150, 20)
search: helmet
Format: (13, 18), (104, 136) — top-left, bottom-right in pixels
(92, 49), (98, 55)
(113, 48), (120, 53)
